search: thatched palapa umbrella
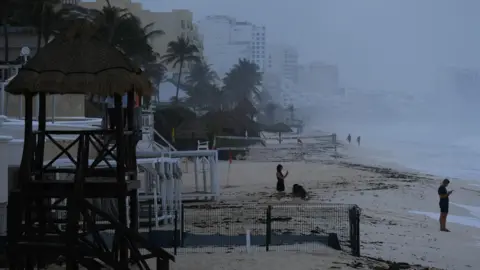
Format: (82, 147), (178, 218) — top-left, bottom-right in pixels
(263, 122), (293, 144)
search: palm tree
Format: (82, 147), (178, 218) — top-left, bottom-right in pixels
(161, 36), (200, 104)
(185, 61), (218, 87)
(0, 0), (25, 62)
(223, 59), (262, 108)
(142, 62), (166, 106)
(62, 4), (163, 115)
(18, 0), (61, 52)
(0, 0), (14, 62)
(184, 61), (219, 111)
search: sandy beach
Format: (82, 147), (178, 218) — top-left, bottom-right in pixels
(172, 144), (480, 270)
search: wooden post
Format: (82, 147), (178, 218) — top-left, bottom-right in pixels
(114, 94), (128, 265)
(266, 205), (272, 251)
(22, 94), (34, 269)
(35, 93), (47, 268)
(127, 91), (139, 235)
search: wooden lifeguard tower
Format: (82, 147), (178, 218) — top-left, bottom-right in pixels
(4, 22), (174, 269)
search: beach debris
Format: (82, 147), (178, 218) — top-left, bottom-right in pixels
(339, 162), (426, 182)
(271, 216), (293, 222)
(346, 261), (364, 268)
(365, 256), (442, 270)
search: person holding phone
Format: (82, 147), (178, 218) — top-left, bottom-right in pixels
(438, 178), (453, 232)
(276, 164), (288, 193)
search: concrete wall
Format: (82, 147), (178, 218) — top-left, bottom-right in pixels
(4, 94), (85, 119)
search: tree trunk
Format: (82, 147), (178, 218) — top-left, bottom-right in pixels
(2, 19), (8, 62)
(36, 3), (45, 54)
(175, 59), (184, 104)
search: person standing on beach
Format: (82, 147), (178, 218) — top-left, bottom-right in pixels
(438, 179), (453, 232)
(347, 134), (351, 144)
(276, 164), (288, 193)
(357, 136), (361, 146)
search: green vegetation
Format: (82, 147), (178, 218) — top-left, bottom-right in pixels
(0, 0), (288, 149)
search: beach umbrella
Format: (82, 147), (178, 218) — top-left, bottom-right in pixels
(263, 122), (293, 144)
(175, 118), (208, 139)
(5, 20), (152, 97)
(263, 122), (293, 133)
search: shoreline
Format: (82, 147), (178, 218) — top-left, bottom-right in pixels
(328, 146), (480, 269)
(175, 142), (480, 270)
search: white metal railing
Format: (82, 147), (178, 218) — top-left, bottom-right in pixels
(140, 111), (176, 152)
(153, 129), (176, 151)
(138, 159), (183, 228)
(0, 64), (21, 82)
(0, 64), (22, 116)
(141, 113), (154, 131)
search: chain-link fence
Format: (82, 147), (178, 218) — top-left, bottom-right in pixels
(137, 203), (361, 256)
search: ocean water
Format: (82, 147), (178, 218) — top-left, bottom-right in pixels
(318, 121), (480, 229)
(317, 121), (480, 181)
(410, 202), (480, 229)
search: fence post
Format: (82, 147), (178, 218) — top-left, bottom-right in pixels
(180, 204), (185, 247)
(354, 206), (360, 257)
(148, 199), (153, 234)
(174, 210), (178, 255)
(265, 205), (272, 251)
(349, 206), (361, 257)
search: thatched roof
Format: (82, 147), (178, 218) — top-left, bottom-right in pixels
(5, 21), (152, 96)
(176, 119), (208, 138)
(200, 110), (262, 135)
(263, 122), (293, 133)
(155, 105), (196, 127)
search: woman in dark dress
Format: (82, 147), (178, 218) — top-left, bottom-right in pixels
(276, 164), (289, 192)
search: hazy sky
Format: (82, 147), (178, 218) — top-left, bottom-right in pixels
(136, 0), (480, 92)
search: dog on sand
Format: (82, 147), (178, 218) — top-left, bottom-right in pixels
(292, 184), (308, 200)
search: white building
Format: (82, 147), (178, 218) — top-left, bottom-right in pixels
(198, 15), (266, 77)
(297, 62), (341, 95)
(266, 44), (298, 83)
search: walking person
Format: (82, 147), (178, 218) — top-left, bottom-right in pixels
(347, 134), (351, 144)
(356, 136), (361, 146)
(438, 179), (453, 232)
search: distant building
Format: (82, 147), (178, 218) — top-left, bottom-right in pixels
(263, 72), (301, 108)
(297, 62), (341, 95)
(197, 15), (266, 77)
(447, 67), (480, 101)
(266, 44), (298, 83)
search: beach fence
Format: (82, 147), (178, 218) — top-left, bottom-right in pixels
(14, 202), (361, 262)
(132, 203), (361, 257)
(213, 133), (339, 162)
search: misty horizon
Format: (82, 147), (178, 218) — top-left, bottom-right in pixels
(136, 0), (480, 93)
